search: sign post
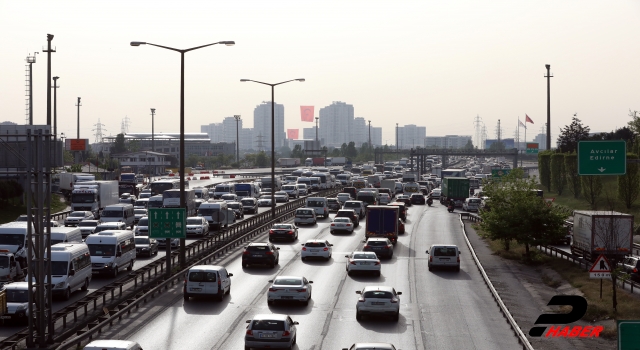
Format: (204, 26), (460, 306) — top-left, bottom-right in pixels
(578, 141), (626, 175)
(589, 254), (612, 300)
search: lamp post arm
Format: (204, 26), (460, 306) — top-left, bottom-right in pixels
(183, 42), (225, 53)
(273, 79), (299, 86)
(144, 42), (182, 52)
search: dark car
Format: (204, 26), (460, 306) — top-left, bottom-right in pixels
(343, 187), (358, 200)
(398, 219), (405, 234)
(335, 209), (360, 228)
(135, 236), (159, 257)
(268, 223), (298, 242)
(363, 238), (394, 259)
(241, 198), (259, 214)
(395, 195), (412, 207)
(227, 201), (245, 219)
(621, 256), (640, 282)
(327, 198), (342, 212)
(242, 242), (280, 268)
(387, 202), (407, 221)
(410, 193), (425, 205)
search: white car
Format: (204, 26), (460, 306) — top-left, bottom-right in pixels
(330, 217), (354, 234)
(378, 193), (391, 205)
(133, 209), (148, 224)
(345, 251), (381, 276)
(158, 237), (180, 249)
(355, 286), (402, 322)
(343, 343), (397, 350)
(294, 208), (317, 225)
(267, 276), (313, 305)
(186, 216), (209, 236)
(134, 217), (149, 236)
(430, 189), (441, 199)
(274, 191), (289, 203)
(64, 211), (94, 226)
(301, 240), (333, 261)
(336, 193), (352, 205)
(257, 195), (273, 207)
(221, 193), (238, 202)
(296, 184), (309, 196)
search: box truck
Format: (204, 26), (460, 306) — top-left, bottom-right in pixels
(59, 173), (95, 197)
(570, 211), (634, 262)
(365, 206), (399, 244)
(441, 177), (470, 207)
(277, 158), (301, 168)
(71, 181), (120, 218)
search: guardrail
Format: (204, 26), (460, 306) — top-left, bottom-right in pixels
(0, 187), (341, 350)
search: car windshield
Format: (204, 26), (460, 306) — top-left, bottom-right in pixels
(333, 218), (350, 223)
(88, 244), (115, 257)
(307, 200), (325, 207)
(101, 210), (123, 218)
(221, 195), (235, 200)
(138, 218), (149, 226)
(251, 320), (285, 331)
(344, 202), (359, 208)
(189, 271), (216, 282)
(363, 290), (394, 299)
(433, 247), (457, 256)
(6, 289), (29, 303)
(353, 253), (377, 259)
(241, 200), (254, 206)
(273, 278), (302, 286)
(187, 219), (203, 225)
(71, 212), (87, 217)
(50, 261), (69, 275)
(0, 234), (25, 246)
(368, 240), (388, 246)
(135, 238), (150, 244)
(246, 245), (269, 252)
(328, 199), (338, 203)
(78, 221), (98, 227)
(305, 242), (326, 247)
(273, 224), (292, 229)
(297, 210), (313, 215)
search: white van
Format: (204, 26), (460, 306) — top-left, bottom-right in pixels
(85, 230), (136, 278)
(48, 243), (92, 300)
(50, 227), (83, 245)
(183, 265), (233, 301)
(305, 197), (329, 218)
(147, 194), (164, 210)
(197, 202), (236, 228)
(462, 197), (482, 212)
(100, 204), (135, 228)
(83, 340), (143, 350)
(0, 222), (33, 269)
(133, 198), (149, 209)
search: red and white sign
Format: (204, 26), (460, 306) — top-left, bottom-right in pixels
(300, 106), (314, 122)
(589, 254), (611, 279)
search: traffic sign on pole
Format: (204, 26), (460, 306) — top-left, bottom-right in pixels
(589, 254), (611, 279)
(526, 143), (539, 154)
(578, 141), (626, 175)
(618, 320), (640, 349)
(148, 208), (186, 239)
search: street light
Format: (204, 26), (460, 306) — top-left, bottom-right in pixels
(150, 108), (156, 180)
(234, 115), (241, 164)
(240, 78), (305, 219)
(131, 39), (234, 271)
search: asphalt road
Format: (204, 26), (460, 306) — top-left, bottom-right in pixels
(92, 200), (521, 350)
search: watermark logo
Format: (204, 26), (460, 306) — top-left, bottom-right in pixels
(529, 295), (603, 338)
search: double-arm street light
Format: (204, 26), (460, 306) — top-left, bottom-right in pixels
(131, 39), (234, 271)
(240, 78), (305, 219)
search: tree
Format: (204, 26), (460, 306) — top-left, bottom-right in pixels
(628, 109), (640, 135)
(340, 143), (348, 156)
(538, 151), (552, 192)
(581, 175), (603, 209)
(128, 140), (141, 152)
(564, 153), (580, 198)
(278, 145), (291, 158)
(291, 145), (304, 159)
(618, 153), (640, 209)
(255, 151), (268, 167)
(112, 133), (128, 154)
(331, 148), (341, 157)
(345, 142), (358, 158)
(464, 139), (474, 150)
(550, 153), (566, 195)
(557, 116), (590, 153)
(480, 168), (567, 257)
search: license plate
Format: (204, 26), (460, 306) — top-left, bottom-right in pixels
(360, 262), (370, 265)
(311, 249), (318, 252)
(252, 255), (261, 257)
(260, 333), (276, 338)
(0, 316), (11, 319)
(372, 302), (385, 305)
(440, 258), (450, 261)
(281, 296), (293, 299)
(190, 288), (202, 291)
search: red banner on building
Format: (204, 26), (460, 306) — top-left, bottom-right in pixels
(300, 106), (314, 122)
(287, 129), (299, 139)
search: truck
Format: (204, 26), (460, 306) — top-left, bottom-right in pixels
(119, 182), (141, 197)
(570, 211), (634, 262)
(0, 250), (25, 285)
(120, 173), (136, 183)
(71, 180), (120, 217)
(277, 158), (301, 168)
(305, 158), (313, 167)
(312, 157), (325, 166)
(59, 172), (96, 197)
(367, 175), (382, 188)
(431, 166), (442, 179)
(402, 172), (418, 183)
(380, 179), (397, 196)
(399, 158), (409, 166)
(440, 177), (470, 207)
(330, 157), (347, 166)
(365, 206), (399, 244)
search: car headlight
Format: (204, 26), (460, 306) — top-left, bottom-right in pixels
(16, 304), (27, 311)
(55, 282), (66, 289)
(106, 262), (113, 268)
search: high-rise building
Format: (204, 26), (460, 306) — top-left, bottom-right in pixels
(352, 117), (367, 147)
(201, 122), (223, 143)
(397, 124), (426, 149)
(222, 117), (241, 144)
(318, 101), (354, 147)
(254, 101), (285, 150)
(425, 136), (446, 148)
(533, 133), (547, 150)
(372, 127), (382, 147)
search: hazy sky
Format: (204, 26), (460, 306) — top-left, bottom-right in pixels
(1, 0), (639, 147)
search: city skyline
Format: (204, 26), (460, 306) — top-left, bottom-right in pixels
(1, 1), (638, 147)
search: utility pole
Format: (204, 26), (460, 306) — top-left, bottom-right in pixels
(545, 64), (553, 150)
(150, 108), (156, 179)
(76, 97), (81, 139)
(234, 115), (241, 164)
(52, 76), (60, 165)
(25, 53), (38, 125)
(315, 117), (319, 144)
(44, 34), (55, 127)
(368, 120), (372, 149)
(396, 123), (398, 150)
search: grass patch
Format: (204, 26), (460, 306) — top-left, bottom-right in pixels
(478, 231), (551, 265)
(0, 194), (68, 225)
(541, 274), (562, 288)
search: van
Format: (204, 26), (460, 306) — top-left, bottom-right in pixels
(147, 195), (164, 209)
(305, 197), (328, 218)
(311, 173), (329, 189)
(100, 204), (135, 228)
(193, 187), (210, 201)
(83, 340), (143, 350)
(0, 222), (33, 269)
(47, 243), (92, 300)
(356, 191), (378, 207)
(183, 265), (233, 301)
(197, 201), (236, 228)
(309, 177), (321, 191)
(133, 198), (149, 209)
(94, 222), (127, 234)
(85, 230), (136, 278)
(50, 227), (83, 245)
(462, 197), (482, 212)
(213, 183), (235, 199)
(294, 208), (317, 225)
(426, 244), (461, 272)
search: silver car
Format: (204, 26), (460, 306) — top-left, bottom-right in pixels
(267, 276), (313, 305)
(355, 286), (402, 322)
(343, 200), (365, 219)
(245, 314), (298, 350)
(64, 211), (94, 227)
(133, 209), (148, 224)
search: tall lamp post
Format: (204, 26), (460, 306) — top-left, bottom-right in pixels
(131, 39), (235, 271)
(52, 76), (60, 164)
(396, 123), (398, 151)
(240, 78), (305, 219)
(234, 115), (241, 164)
(150, 108), (156, 180)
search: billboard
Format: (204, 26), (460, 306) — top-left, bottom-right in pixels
(66, 139), (88, 151)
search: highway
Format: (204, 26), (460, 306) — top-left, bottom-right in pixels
(93, 199), (521, 349)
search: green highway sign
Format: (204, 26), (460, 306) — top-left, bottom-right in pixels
(618, 320), (640, 349)
(491, 168), (511, 180)
(578, 141), (626, 175)
(148, 208), (186, 239)
(526, 143), (539, 154)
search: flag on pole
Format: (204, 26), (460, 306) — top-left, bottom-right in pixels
(300, 106), (314, 122)
(287, 129), (299, 139)
(525, 114), (534, 124)
(519, 120), (526, 128)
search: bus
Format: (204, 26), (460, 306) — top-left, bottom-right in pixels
(150, 179), (182, 196)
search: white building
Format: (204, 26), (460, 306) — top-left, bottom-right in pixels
(254, 101), (285, 150)
(318, 101), (354, 147)
(424, 135), (472, 149)
(352, 117), (368, 147)
(397, 124), (426, 149)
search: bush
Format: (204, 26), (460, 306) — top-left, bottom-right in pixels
(538, 151), (552, 191)
(550, 153), (566, 195)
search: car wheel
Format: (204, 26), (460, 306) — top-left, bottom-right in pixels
(270, 262), (276, 269)
(356, 311), (362, 321)
(62, 287), (70, 301)
(184, 294), (189, 302)
(376, 270), (381, 277)
(347, 270), (352, 276)
(81, 278), (89, 291)
(217, 289), (224, 301)
(112, 266), (118, 278)
(293, 334), (297, 345)
(428, 265), (433, 272)
(393, 311), (400, 322)
(245, 346), (251, 350)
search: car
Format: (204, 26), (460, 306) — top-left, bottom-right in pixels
(183, 265), (232, 301)
(133, 208), (148, 224)
(430, 189), (441, 199)
(245, 314), (298, 350)
(242, 242), (280, 268)
(64, 211), (95, 227)
(395, 195), (412, 207)
(269, 223), (298, 242)
(186, 216), (209, 236)
(426, 244), (461, 272)
(134, 217), (148, 236)
(363, 237), (394, 259)
(336, 193), (352, 206)
(267, 276), (313, 305)
(274, 191), (289, 203)
(158, 237), (180, 249)
(378, 193), (391, 205)
(227, 201), (245, 219)
(462, 197), (481, 211)
(301, 240), (333, 260)
(281, 184), (299, 199)
(94, 221), (127, 234)
(342, 344), (397, 350)
(257, 195), (273, 207)
(77, 220), (100, 238)
(294, 208), (317, 225)
(134, 236), (159, 257)
(345, 251), (381, 276)
(327, 198), (342, 212)
(621, 256), (640, 282)
(221, 193), (238, 202)
(410, 193), (425, 205)
(387, 202), (407, 221)
(240, 198), (259, 214)
(343, 200), (366, 219)
(335, 209), (359, 228)
(355, 286), (402, 322)
(43, 220), (60, 228)
(330, 217), (354, 234)
(296, 184), (309, 196)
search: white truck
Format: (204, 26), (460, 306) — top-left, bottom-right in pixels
(570, 211), (634, 262)
(277, 158), (301, 168)
(331, 157), (347, 166)
(197, 202), (236, 229)
(70, 180), (120, 218)
(380, 179), (397, 196)
(367, 175), (382, 188)
(402, 172), (418, 183)
(59, 173), (95, 197)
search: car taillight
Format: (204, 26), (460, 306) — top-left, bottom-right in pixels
(287, 230), (294, 235)
(302, 247), (307, 251)
(457, 256), (460, 263)
(266, 251), (274, 255)
(429, 256), (432, 262)
(364, 245), (371, 249)
(282, 331), (291, 337)
(375, 261), (380, 265)
(386, 245), (392, 249)
(269, 288), (277, 292)
(331, 224), (335, 226)
(390, 298), (398, 303)
(633, 268), (638, 273)
(296, 289), (306, 292)
(346, 224), (351, 226)
(243, 250), (249, 255)
(218, 279), (221, 288)
(269, 230), (274, 234)
(350, 260), (357, 265)
(246, 330), (253, 336)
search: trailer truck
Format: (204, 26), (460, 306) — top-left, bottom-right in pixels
(71, 180), (120, 218)
(440, 177), (470, 207)
(277, 158), (301, 168)
(59, 173), (96, 197)
(330, 157), (347, 166)
(570, 211), (634, 262)
(365, 206), (399, 244)
(312, 158), (325, 166)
